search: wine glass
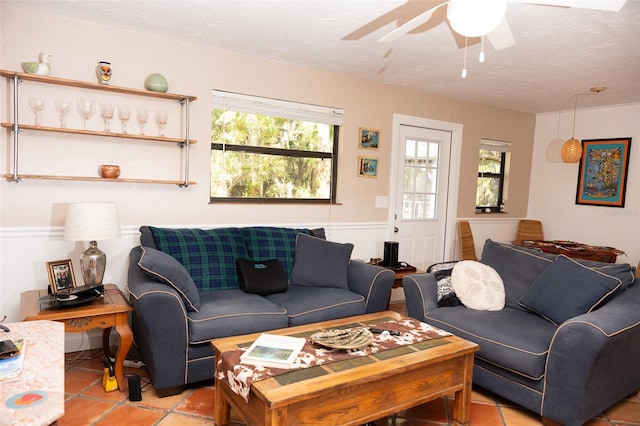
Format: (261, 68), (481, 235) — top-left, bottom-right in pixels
(136, 108), (149, 135)
(77, 98), (95, 130)
(99, 103), (114, 132)
(28, 97), (45, 126)
(155, 109), (168, 136)
(54, 100), (71, 128)
(117, 105), (131, 133)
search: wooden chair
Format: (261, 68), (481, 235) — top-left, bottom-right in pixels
(516, 220), (544, 241)
(458, 220), (478, 261)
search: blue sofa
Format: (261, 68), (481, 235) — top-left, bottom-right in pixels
(404, 239), (640, 426)
(127, 225), (394, 396)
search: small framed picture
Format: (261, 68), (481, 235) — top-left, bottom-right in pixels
(358, 156), (378, 178)
(359, 127), (379, 149)
(46, 259), (76, 293)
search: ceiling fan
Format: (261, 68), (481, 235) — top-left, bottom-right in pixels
(379, 0), (628, 51)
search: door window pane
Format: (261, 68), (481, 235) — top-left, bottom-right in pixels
(402, 138), (440, 220)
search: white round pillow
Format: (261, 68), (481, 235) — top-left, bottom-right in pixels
(451, 261), (505, 311)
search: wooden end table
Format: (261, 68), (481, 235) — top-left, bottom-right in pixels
(20, 283), (133, 392)
(212, 311), (478, 426)
(387, 269), (424, 309)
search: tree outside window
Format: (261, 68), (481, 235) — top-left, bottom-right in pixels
(211, 92), (342, 203)
(476, 140), (511, 213)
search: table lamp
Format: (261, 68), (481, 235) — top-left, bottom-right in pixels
(64, 202), (121, 285)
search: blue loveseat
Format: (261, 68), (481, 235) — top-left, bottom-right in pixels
(127, 225), (394, 396)
(404, 239), (640, 426)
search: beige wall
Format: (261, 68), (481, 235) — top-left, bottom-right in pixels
(0, 4), (535, 229)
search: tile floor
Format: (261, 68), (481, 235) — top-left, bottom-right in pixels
(60, 303), (640, 426)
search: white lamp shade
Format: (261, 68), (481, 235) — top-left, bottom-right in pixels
(64, 202), (121, 241)
(448, 0), (507, 38)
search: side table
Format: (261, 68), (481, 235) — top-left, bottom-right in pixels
(20, 283), (133, 392)
(387, 269), (425, 309)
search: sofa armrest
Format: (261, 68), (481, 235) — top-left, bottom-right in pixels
(347, 261), (394, 313)
(127, 249), (189, 393)
(542, 280), (640, 424)
(403, 273), (439, 320)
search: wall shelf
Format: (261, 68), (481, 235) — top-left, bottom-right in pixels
(3, 173), (196, 186)
(1, 69), (197, 186)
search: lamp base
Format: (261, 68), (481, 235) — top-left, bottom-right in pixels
(81, 240), (106, 285)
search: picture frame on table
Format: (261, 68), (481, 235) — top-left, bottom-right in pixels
(576, 137), (632, 208)
(358, 156), (378, 178)
(46, 259), (76, 293)
(359, 127), (379, 149)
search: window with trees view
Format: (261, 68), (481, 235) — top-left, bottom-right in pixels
(211, 91), (343, 203)
(476, 139), (511, 213)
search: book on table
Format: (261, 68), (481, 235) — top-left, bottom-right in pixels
(240, 333), (306, 369)
(0, 339), (26, 382)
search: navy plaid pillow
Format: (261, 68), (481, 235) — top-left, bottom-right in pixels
(241, 227), (311, 279)
(149, 227), (249, 291)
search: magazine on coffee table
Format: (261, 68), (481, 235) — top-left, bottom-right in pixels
(240, 334), (306, 369)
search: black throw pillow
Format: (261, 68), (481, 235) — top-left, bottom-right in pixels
(236, 258), (288, 296)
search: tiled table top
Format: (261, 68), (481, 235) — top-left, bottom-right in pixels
(0, 320), (65, 426)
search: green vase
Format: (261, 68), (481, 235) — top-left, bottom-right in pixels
(144, 73), (168, 93)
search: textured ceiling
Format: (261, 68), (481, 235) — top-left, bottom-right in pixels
(4, 0), (640, 113)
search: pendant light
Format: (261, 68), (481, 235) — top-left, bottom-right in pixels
(561, 93), (581, 163)
(560, 87), (606, 163)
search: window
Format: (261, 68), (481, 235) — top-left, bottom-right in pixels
(211, 91), (343, 203)
(402, 138), (440, 220)
(476, 139), (511, 213)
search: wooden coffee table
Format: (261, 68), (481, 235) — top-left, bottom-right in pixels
(20, 284), (133, 391)
(212, 311), (478, 426)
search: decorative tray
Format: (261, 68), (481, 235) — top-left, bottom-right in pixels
(310, 327), (373, 351)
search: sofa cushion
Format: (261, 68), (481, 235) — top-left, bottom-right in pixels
(427, 261), (462, 306)
(149, 226), (249, 291)
(241, 227), (312, 279)
(480, 240), (556, 311)
(289, 233), (354, 290)
(452, 261), (505, 311)
(519, 255), (623, 324)
(425, 306), (556, 381)
(135, 246), (200, 312)
(266, 286), (365, 326)
(236, 258), (287, 296)
(187, 289), (288, 343)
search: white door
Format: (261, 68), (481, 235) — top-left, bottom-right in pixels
(393, 124), (452, 270)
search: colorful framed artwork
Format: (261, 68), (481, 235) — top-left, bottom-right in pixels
(359, 127), (379, 149)
(358, 156), (378, 178)
(46, 259), (76, 293)
(576, 138), (632, 208)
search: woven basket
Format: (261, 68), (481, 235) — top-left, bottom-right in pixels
(310, 327), (373, 351)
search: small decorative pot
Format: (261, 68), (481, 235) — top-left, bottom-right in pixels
(96, 61), (112, 85)
(100, 165), (120, 179)
(144, 73), (168, 93)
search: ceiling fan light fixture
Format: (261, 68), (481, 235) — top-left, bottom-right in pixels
(447, 0), (507, 38)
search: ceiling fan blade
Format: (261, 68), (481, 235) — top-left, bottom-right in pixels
(486, 18), (516, 50)
(379, 1), (448, 43)
(507, 0), (627, 12)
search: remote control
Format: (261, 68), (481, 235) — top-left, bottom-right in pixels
(369, 328), (401, 336)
